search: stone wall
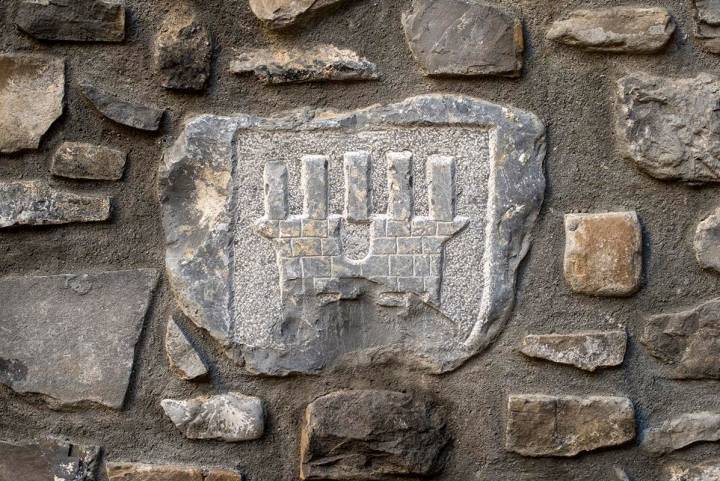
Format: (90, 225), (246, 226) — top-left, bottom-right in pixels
(1, 1), (719, 481)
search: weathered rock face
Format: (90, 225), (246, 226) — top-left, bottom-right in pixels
(51, 141), (127, 180)
(161, 393), (264, 442)
(159, 95), (545, 375)
(402, 0), (523, 77)
(505, 394), (636, 457)
(642, 412), (720, 455)
(564, 212), (642, 297)
(0, 269), (158, 409)
(81, 82), (164, 131)
(0, 181), (110, 228)
(641, 298), (720, 379)
(0, 440), (100, 481)
(165, 316), (207, 381)
(0, 53), (64, 153)
(248, 0), (345, 29)
(695, 209), (720, 273)
(520, 330), (627, 371)
(300, 390), (449, 480)
(547, 7), (675, 53)
(616, 72), (720, 184)
(15, 0), (125, 42)
(668, 460), (720, 481)
(154, 9), (211, 91)
(230, 45), (378, 84)
(693, 0), (720, 53)
(106, 463), (243, 481)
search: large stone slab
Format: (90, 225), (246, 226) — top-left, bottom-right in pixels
(106, 463), (243, 481)
(248, 0), (345, 29)
(641, 298), (720, 379)
(51, 141), (127, 180)
(505, 394), (635, 457)
(300, 390), (449, 480)
(402, 0), (523, 77)
(616, 72), (720, 184)
(0, 269), (158, 409)
(81, 82), (164, 131)
(520, 330), (627, 371)
(0, 53), (64, 153)
(695, 208), (720, 272)
(0, 440), (100, 481)
(159, 95), (545, 375)
(15, 0), (125, 42)
(0, 181), (110, 228)
(547, 7), (675, 53)
(642, 412), (720, 455)
(165, 316), (207, 380)
(693, 0), (720, 53)
(667, 460), (720, 481)
(154, 9), (211, 91)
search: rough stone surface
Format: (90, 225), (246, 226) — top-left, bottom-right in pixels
(641, 298), (720, 379)
(165, 316), (207, 381)
(0, 440), (100, 481)
(0, 181), (110, 228)
(668, 461), (720, 481)
(505, 394), (636, 457)
(547, 7), (675, 53)
(694, 208), (720, 272)
(154, 9), (211, 91)
(248, 0), (345, 29)
(0, 53), (64, 153)
(520, 330), (627, 371)
(693, 0), (720, 53)
(161, 393), (264, 442)
(159, 95), (545, 375)
(300, 390), (449, 480)
(0, 269), (158, 409)
(106, 463), (243, 481)
(564, 212), (642, 297)
(402, 0), (523, 77)
(51, 141), (127, 180)
(81, 82), (164, 131)
(616, 72), (720, 184)
(642, 412), (720, 455)
(230, 45), (378, 84)
(15, 0), (125, 42)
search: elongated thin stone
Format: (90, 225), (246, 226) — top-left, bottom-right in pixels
(428, 155), (455, 221)
(387, 151), (413, 220)
(51, 141), (127, 180)
(264, 161), (288, 220)
(344, 151), (370, 222)
(302, 155), (328, 220)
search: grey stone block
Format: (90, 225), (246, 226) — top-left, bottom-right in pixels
(344, 151), (370, 222)
(81, 82), (164, 132)
(390, 256), (414, 277)
(52, 141), (127, 181)
(263, 161), (288, 220)
(386, 151), (413, 221)
(427, 155), (455, 221)
(302, 155), (329, 219)
(0, 440), (100, 481)
(15, 0), (125, 42)
(165, 315), (208, 381)
(154, 8), (211, 91)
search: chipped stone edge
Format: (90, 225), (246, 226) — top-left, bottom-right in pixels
(159, 94), (546, 374)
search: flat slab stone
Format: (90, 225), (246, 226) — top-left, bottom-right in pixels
(81, 82), (164, 131)
(617, 72), (720, 183)
(248, 0), (345, 29)
(230, 45), (379, 84)
(641, 298), (720, 379)
(159, 94), (545, 375)
(0, 53), (64, 153)
(51, 141), (127, 180)
(300, 390), (449, 480)
(154, 9), (211, 91)
(642, 412), (720, 455)
(695, 208), (720, 272)
(668, 461), (720, 481)
(161, 392), (264, 442)
(165, 316), (207, 380)
(547, 7), (675, 53)
(564, 212), (642, 297)
(520, 330), (627, 371)
(0, 181), (110, 228)
(693, 0), (720, 53)
(402, 0), (523, 77)
(0, 269), (158, 409)
(15, 0), (125, 42)
(106, 463), (243, 481)
(0, 440), (100, 481)
(505, 394), (635, 457)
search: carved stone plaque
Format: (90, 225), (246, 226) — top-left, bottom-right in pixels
(160, 95), (545, 375)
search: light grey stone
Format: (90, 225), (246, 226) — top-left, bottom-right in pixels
(520, 330), (627, 371)
(229, 45), (378, 84)
(642, 412), (720, 455)
(0, 440), (100, 481)
(15, 0), (125, 42)
(343, 151), (370, 222)
(81, 82), (164, 131)
(402, 0), (523, 77)
(165, 316), (207, 381)
(248, 0), (346, 29)
(0, 181), (110, 228)
(547, 7), (675, 53)
(263, 161), (288, 220)
(161, 392), (264, 442)
(159, 94), (545, 375)
(641, 298), (720, 379)
(616, 72), (720, 183)
(667, 460), (720, 481)
(386, 151), (413, 221)
(0, 269), (158, 409)
(106, 463), (244, 481)
(695, 208), (720, 272)
(0, 53), (64, 153)
(693, 0), (720, 53)
(427, 155), (455, 221)
(154, 8), (211, 91)
(614, 467), (632, 481)
(301, 155), (329, 219)
(505, 394), (636, 457)
(51, 141), (127, 180)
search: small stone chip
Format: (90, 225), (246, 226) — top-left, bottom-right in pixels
(520, 330), (627, 371)
(694, 209), (720, 273)
(642, 412), (720, 455)
(81, 82), (164, 131)
(15, 0), (125, 42)
(165, 316), (208, 381)
(52, 142), (127, 180)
